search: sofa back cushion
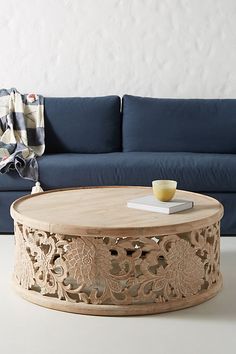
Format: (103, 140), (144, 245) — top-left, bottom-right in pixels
(122, 95), (236, 153)
(45, 96), (121, 153)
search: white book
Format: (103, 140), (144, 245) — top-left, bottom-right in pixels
(127, 195), (193, 214)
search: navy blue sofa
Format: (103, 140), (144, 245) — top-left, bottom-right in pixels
(1, 94), (236, 235)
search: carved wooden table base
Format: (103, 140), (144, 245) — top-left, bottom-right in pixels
(13, 221), (222, 316)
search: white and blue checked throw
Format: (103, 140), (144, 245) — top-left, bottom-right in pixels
(0, 88), (44, 183)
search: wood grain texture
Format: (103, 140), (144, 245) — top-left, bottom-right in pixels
(10, 187), (224, 237)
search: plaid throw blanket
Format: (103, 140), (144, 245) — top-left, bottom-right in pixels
(0, 88), (44, 182)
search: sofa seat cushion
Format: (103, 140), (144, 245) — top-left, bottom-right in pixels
(1, 152), (235, 192)
(44, 96), (121, 153)
(0, 171), (34, 191)
(123, 95), (236, 153)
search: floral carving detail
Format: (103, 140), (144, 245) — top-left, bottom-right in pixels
(64, 238), (107, 285)
(64, 238), (125, 304)
(14, 222), (221, 306)
(190, 223), (220, 288)
(32, 231), (68, 297)
(14, 224), (68, 299)
(14, 223), (35, 289)
(156, 239), (205, 298)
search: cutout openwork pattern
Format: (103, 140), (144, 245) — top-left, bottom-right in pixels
(14, 222), (220, 306)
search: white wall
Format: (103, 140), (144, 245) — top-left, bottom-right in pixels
(1, 0), (236, 98)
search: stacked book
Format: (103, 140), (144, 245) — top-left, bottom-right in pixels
(127, 195), (193, 214)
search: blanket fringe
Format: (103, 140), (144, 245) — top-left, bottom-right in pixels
(31, 182), (44, 194)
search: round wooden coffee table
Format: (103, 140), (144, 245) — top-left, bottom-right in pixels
(10, 187), (223, 316)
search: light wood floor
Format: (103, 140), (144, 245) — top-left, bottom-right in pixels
(0, 235), (236, 354)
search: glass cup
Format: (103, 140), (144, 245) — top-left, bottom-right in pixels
(152, 180), (177, 202)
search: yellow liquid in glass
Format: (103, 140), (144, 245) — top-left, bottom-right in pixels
(153, 187), (176, 202)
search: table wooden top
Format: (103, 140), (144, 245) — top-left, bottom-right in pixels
(10, 187), (224, 237)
